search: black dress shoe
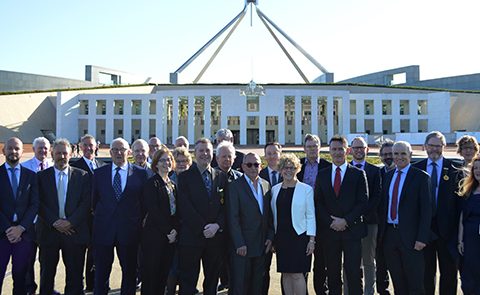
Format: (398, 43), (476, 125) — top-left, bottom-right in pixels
(217, 284), (229, 291)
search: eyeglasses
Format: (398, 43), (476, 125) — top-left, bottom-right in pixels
(244, 163), (260, 168)
(282, 166), (296, 171)
(426, 144), (443, 149)
(351, 146), (366, 150)
(111, 148), (127, 153)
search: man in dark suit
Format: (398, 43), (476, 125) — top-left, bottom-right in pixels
(227, 152), (274, 295)
(177, 138), (228, 295)
(215, 141), (243, 292)
(413, 131), (459, 295)
(70, 134), (104, 292)
(297, 134), (330, 295)
(378, 141), (432, 294)
(0, 137), (39, 295)
(258, 142), (282, 295)
(314, 135), (368, 295)
(347, 136), (381, 295)
(376, 139), (395, 295)
(92, 137), (148, 295)
(37, 138), (91, 295)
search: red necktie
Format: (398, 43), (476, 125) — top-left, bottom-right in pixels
(333, 167), (341, 197)
(390, 170), (402, 221)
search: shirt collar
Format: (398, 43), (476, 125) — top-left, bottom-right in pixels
(267, 166), (278, 175)
(395, 163), (411, 174)
(306, 157), (320, 165)
(332, 161), (348, 172)
(112, 163), (128, 171)
(54, 166), (69, 175)
(197, 164), (211, 176)
(352, 160), (366, 167)
(5, 162), (19, 170)
(427, 157), (443, 168)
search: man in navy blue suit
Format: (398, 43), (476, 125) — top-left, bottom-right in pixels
(92, 137), (148, 295)
(0, 137), (39, 295)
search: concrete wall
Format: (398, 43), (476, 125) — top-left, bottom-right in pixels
(0, 70), (98, 92)
(402, 74), (480, 91)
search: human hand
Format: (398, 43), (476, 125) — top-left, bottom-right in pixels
(414, 241), (426, 251)
(5, 226), (24, 243)
(306, 240), (315, 256)
(236, 246), (247, 256)
(167, 229), (177, 244)
(330, 216), (347, 231)
(203, 223), (220, 238)
(53, 219), (75, 235)
(458, 241), (464, 255)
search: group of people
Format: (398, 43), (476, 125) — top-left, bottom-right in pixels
(0, 128), (479, 295)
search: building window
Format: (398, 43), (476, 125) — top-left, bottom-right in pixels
(364, 100), (374, 115)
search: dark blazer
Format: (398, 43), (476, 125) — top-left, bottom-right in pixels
(142, 174), (178, 243)
(297, 157), (331, 183)
(92, 163), (148, 246)
(36, 166), (91, 246)
(314, 164), (368, 240)
(177, 165), (228, 247)
(413, 158), (460, 241)
(378, 166), (432, 248)
(70, 157), (105, 178)
(227, 176), (274, 257)
(0, 164), (39, 241)
(259, 167), (283, 186)
(352, 162), (382, 224)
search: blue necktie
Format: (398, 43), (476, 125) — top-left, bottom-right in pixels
(203, 170), (212, 196)
(8, 167), (18, 198)
(431, 162), (438, 203)
(113, 167), (122, 200)
(271, 171), (278, 186)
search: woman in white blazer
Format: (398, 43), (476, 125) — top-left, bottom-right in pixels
(271, 153), (316, 295)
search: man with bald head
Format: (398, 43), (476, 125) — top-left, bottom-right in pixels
(0, 137), (39, 295)
(92, 138), (149, 295)
(378, 141), (432, 294)
(147, 137), (162, 163)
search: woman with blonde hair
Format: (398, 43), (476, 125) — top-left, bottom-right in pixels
(457, 155), (480, 294)
(271, 153), (316, 295)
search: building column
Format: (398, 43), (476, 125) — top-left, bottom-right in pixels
(392, 98), (400, 133)
(409, 98), (418, 133)
(141, 97), (149, 140)
(311, 96), (318, 136)
(105, 98), (114, 144)
(356, 97), (365, 133)
(259, 115), (266, 145)
(123, 99), (132, 143)
(240, 116), (247, 145)
(88, 97), (96, 138)
(341, 95), (350, 135)
(187, 96), (195, 144)
(172, 97), (179, 145)
(155, 96), (165, 143)
(204, 96), (211, 140)
(294, 96), (302, 145)
(279, 99), (286, 145)
(327, 96), (334, 140)
(374, 98), (382, 134)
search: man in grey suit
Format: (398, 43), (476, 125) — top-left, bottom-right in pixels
(227, 152), (274, 295)
(37, 138), (91, 295)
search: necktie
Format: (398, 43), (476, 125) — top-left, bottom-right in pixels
(8, 167), (18, 198)
(333, 167), (341, 197)
(57, 171), (66, 218)
(271, 171), (278, 186)
(40, 162), (45, 171)
(430, 162), (438, 202)
(355, 163), (363, 169)
(89, 161), (95, 172)
(113, 167), (122, 200)
(390, 170), (402, 221)
(202, 170), (212, 196)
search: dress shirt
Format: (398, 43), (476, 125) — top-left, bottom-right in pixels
(83, 156), (97, 172)
(267, 166), (279, 185)
(54, 167), (69, 218)
(303, 158), (319, 188)
(426, 157), (443, 200)
(5, 163), (21, 222)
(351, 160), (366, 170)
(245, 176), (264, 214)
(331, 162), (348, 186)
(112, 163), (128, 192)
(387, 164), (411, 224)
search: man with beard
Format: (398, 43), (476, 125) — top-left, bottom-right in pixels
(0, 137), (39, 295)
(37, 139), (91, 295)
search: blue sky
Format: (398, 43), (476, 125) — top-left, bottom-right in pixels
(1, 0), (480, 84)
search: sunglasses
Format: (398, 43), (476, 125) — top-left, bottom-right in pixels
(245, 162), (260, 168)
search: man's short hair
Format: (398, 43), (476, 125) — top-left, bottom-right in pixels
(379, 139), (394, 155)
(33, 137), (50, 148)
(216, 128), (233, 141)
(80, 134), (96, 143)
(132, 139), (149, 151)
(216, 141), (236, 157)
(264, 142), (282, 153)
(329, 135), (348, 147)
(304, 134), (321, 146)
(424, 131), (446, 146)
(110, 137), (130, 149)
(53, 138), (71, 151)
(195, 138), (213, 150)
(393, 141), (413, 154)
(351, 136), (367, 147)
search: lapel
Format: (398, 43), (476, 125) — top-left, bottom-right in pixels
(438, 159), (450, 190)
(324, 166), (337, 197)
(65, 167), (75, 211)
(16, 166), (29, 200)
(399, 167), (414, 206)
(0, 164), (16, 201)
(47, 167), (60, 214)
(339, 166), (354, 198)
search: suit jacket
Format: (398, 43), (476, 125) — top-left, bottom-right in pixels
(259, 167), (283, 187)
(142, 174), (178, 244)
(21, 157), (53, 173)
(271, 181), (316, 236)
(70, 157), (105, 179)
(0, 164), (39, 241)
(314, 164), (368, 240)
(413, 158), (460, 241)
(92, 163), (148, 246)
(297, 157), (331, 183)
(227, 175), (274, 257)
(36, 166), (91, 246)
(351, 161), (382, 224)
(378, 166), (432, 248)
(177, 165), (228, 247)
